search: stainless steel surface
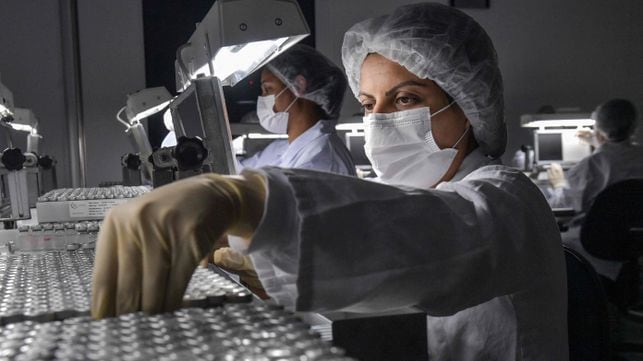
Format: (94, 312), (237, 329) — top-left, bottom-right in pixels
(59, 0), (87, 188)
(171, 77), (237, 175)
(0, 170), (31, 220)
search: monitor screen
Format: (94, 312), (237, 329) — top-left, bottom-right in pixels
(536, 133), (563, 162)
(535, 130), (592, 165)
(172, 89), (205, 139)
(345, 133), (371, 166)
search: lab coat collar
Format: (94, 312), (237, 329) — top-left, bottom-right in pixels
(451, 148), (500, 182)
(281, 120), (333, 161)
(598, 140), (635, 152)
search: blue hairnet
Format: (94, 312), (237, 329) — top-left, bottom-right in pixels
(342, 3), (506, 157)
(593, 99), (638, 142)
(266, 44), (347, 120)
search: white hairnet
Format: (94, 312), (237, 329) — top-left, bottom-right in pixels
(342, 2), (506, 157)
(266, 44), (347, 120)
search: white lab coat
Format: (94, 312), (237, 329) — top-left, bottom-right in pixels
(234, 148), (569, 361)
(548, 141), (643, 280)
(238, 120), (356, 176)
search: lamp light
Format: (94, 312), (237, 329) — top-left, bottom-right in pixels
(175, 0), (309, 91)
(0, 76), (15, 121)
(124, 87), (173, 123)
(168, 0), (309, 178)
(520, 113), (594, 129)
(11, 108), (38, 134)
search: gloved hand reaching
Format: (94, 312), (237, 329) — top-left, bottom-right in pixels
(575, 129), (599, 148)
(214, 247), (269, 299)
(91, 172), (266, 319)
(547, 163), (568, 189)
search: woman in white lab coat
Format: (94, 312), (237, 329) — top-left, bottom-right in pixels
(216, 44), (356, 295)
(236, 44), (355, 176)
(162, 44), (356, 176)
(547, 98), (643, 280)
(92, 3), (568, 360)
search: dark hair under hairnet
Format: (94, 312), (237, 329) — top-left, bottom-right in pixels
(342, 3), (506, 158)
(266, 44), (347, 120)
(593, 99), (638, 142)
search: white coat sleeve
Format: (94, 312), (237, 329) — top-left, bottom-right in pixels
(242, 165), (562, 316)
(546, 157), (603, 212)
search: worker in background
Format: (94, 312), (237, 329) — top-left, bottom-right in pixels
(215, 44), (355, 296)
(161, 44), (355, 176)
(92, 3), (567, 360)
(237, 44), (355, 176)
(547, 98), (642, 280)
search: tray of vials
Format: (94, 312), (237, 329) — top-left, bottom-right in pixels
(0, 304), (358, 361)
(36, 186), (150, 223)
(0, 250), (252, 325)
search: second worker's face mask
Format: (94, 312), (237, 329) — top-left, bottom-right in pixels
(256, 87), (298, 134)
(363, 102), (469, 189)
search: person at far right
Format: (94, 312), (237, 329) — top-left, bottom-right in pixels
(547, 98), (643, 279)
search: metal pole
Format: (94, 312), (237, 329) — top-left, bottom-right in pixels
(59, 0), (87, 187)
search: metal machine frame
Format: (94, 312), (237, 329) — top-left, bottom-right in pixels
(170, 77), (237, 176)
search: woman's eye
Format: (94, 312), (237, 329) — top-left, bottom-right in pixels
(395, 96), (418, 107)
(361, 103), (374, 113)
(261, 86), (273, 95)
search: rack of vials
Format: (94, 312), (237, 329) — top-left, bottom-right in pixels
(0, 305), (356, 360)
(0, 184), (357, 360)
(0, 250), (254, 325)
(0, 249), (354, 360)
(35, 186), (150, 223)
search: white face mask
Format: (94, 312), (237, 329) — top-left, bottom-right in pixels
(256, 88), (298, 134)
(363, 102), (469, 189)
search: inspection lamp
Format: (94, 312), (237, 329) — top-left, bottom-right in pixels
(0, 76), (15, 122)
(116, 87), (173, 178)
(175, 0), (310, 90)
(520, 113), (594, 130)
(169, 0), (309, 177)
(11, 108), (38, 134)
(123, 87), (173, 123)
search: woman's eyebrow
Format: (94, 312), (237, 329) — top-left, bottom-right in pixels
(385, 80), (427, 97)
(358, 91), (375, 98)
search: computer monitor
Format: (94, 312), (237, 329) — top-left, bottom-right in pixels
(345, 132), (371, 166)
(171, 87), (205, 139)
(534, 129), (592, 166)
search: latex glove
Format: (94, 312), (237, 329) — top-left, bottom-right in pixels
(576, 129), (599, 148)
(91, 172), (266, 319)
(214, 247), (269, 299)
(547, 163), (568, 189)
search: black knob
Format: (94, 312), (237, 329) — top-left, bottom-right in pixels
(174, 137), (208, 171)
(121, 153), (141, 170)
(1, 148), (26, 171)
(38, 155), (55, 169)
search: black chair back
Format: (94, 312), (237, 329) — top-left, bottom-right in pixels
(564, 246), (611, 361)
(581, 179), (643, 261)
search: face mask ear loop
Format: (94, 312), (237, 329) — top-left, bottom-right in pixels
(451, 124), (471, 149)
(283, 96), (299, 113)
(430, 100), (456, 118)
(274, 87), (289, 100)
